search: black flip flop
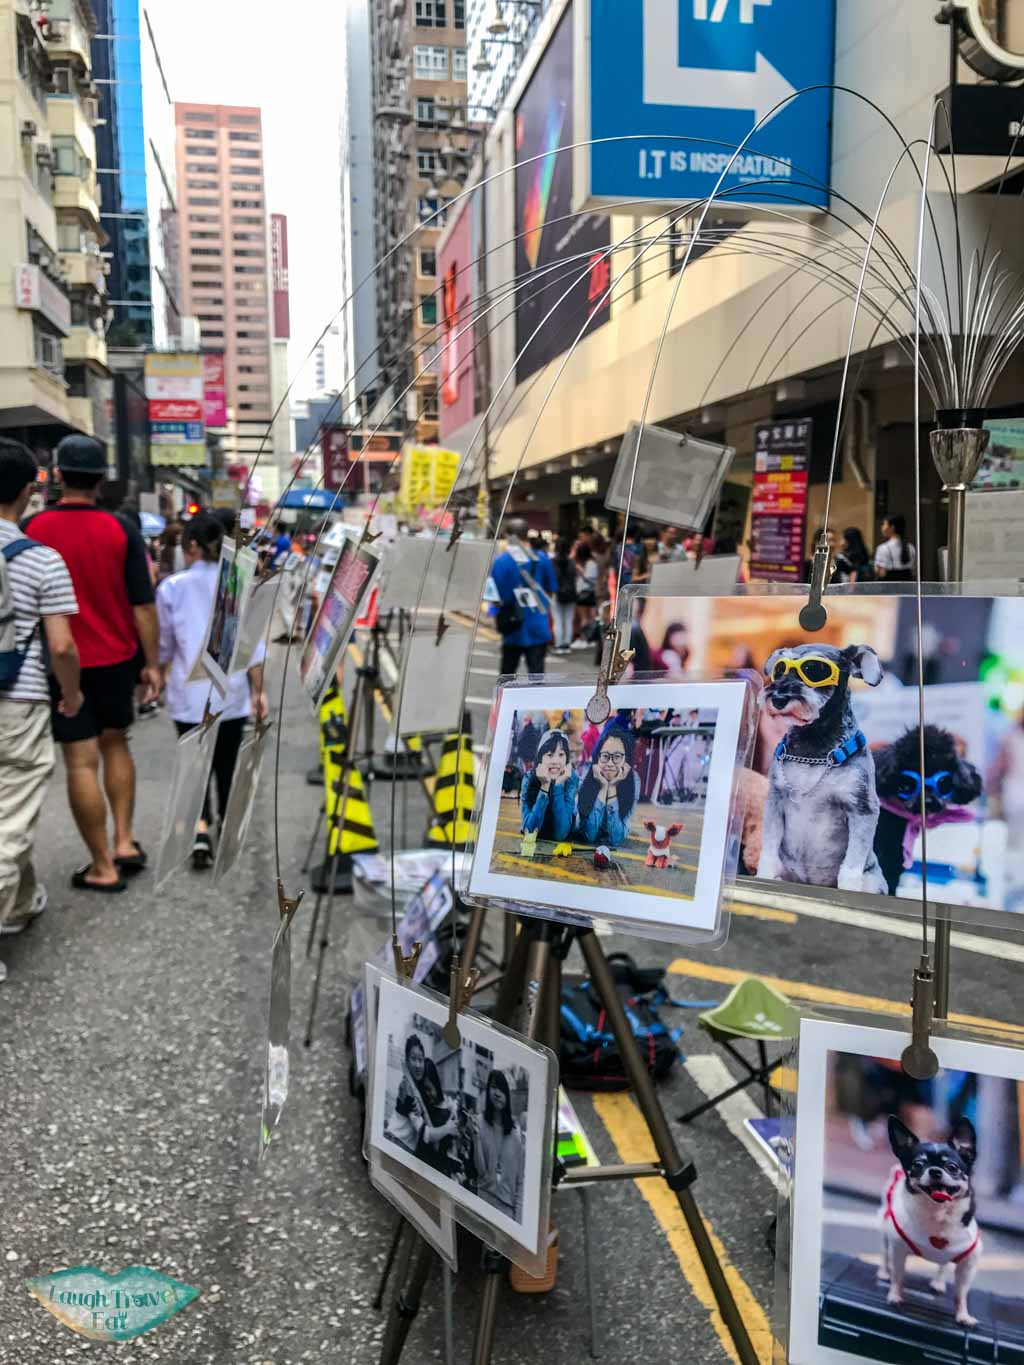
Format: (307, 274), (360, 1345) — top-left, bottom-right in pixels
(192, 831), (214, 870)
(71, 867), (127, 894)
(114, 842), (147, 875)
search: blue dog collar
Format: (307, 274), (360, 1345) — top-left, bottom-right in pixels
(776, 729), (868, 767)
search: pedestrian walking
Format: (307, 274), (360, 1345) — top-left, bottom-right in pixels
(24, 435), (160, 892)
(572, 543), (598, 647)
(157, 512), (268, 868)
(492, 519), (557, 677)
(834, 527), (873, 584)
(0, 440), (81, 976)
(550, 537), (576, 652)
(874, 514), (917, 581)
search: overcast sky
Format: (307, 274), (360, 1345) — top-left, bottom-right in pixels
(146, 0), (345, 398)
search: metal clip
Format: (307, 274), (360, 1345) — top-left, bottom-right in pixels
(360, 520), (382, 546)
(446, 508), (463, 552)
(276, 879), (304, 927)
(435, 612), (449, 645)
(585, 621), (632, 724)
(199, 697), (219, 733)
(799, 537), (833, 632)
(442, 955), (479, 1048)
(392, 934), (424, 980)
(901, 956), (940, 1080)
(253, 713), (274, 742)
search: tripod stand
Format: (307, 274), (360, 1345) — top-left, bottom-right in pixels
(377, 905), (759, 1365)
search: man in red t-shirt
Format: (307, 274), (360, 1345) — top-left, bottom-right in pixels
(25, 436), (160, 892)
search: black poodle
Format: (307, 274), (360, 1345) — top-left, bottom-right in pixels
(873, 724), (983, 894)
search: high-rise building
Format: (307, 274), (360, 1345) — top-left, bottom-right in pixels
(173, 101), (271, 466)
(339, 0), (377, 424)
(92, 0), (180, 348)
(465, 0), (546, 117)
(368, 0), (469, 442)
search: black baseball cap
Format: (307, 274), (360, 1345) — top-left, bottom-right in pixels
(55, 434), (108, 474)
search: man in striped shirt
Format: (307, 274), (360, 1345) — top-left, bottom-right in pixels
(0, 440), (81, 979)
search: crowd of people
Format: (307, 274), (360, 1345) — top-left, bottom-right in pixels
(0, 435), (266, 984)
(809, 516), (918, 584)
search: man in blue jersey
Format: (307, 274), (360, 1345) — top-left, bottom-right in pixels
(491, 519), (557, 678)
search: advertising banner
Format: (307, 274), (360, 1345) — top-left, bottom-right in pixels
(145, 354), (206, 469)
(399, 446), (460, 513)
(322, 426), (349, 493)
(270, 214), (290, 341)
(202, 353), (227, 427)
(438, 197), (476, 439)
(514, 3), (611, 384)
(350, 431), (403, 461)
(577, 0), (835, 211)
(749, 418), (811, 581)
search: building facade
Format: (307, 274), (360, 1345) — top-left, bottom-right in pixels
(339, 0), (377, 425)
(464, 0), (546, 119)
(173, 100), (271, 466)
(368, 0), (469, 443)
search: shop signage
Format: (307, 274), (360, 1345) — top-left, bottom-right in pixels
(13, 263), (71, 334)
(322, 426), (349, 492)
(149, 421), (205, 445)
(149, 399), (203, 424)
(749, 417), (812, 581)
(570, 475), (600, 496)
(202, 353), (227, 427)
(578, 0), (836, 211)
(350, 430), (403, 461)
(145, 354), (206, 468)
(400, 445), (460, 512)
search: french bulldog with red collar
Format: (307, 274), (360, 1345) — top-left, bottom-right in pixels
(878, 1115), (981, 1327)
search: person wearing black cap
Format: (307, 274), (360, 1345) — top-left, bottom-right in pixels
(24, 435), (160, 893)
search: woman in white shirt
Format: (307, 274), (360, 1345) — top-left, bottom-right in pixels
(874, 514), (917, 582)
(157, 512), (268, 867)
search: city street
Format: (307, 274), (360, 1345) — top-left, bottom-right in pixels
(2, 635), (1024, 1364)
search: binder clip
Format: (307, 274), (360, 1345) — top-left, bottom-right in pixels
(901, 955), (939, 1080)
(443, 954), (479, 1048)
(392, 935), (424, 980)
(799, 536), (833, 632)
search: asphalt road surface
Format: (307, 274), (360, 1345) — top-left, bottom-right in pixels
(2, 631), (1023, 1364)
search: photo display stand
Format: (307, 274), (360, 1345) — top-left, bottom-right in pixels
(605, 421), (735, 531)
(259, 886), (303, 1159)
(393, 627), (476, 740)
(200, 542), (260, 694)
(377, 537), (495, 617)
(153, 717), (222, 891)
(775, 1006), (1024, 1365)
(462, 671), (755, 948)
(616, 581), (1024, 939)
(213, 720), (272, 887)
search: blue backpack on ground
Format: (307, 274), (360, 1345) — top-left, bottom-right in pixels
(0, 539), (41, 690)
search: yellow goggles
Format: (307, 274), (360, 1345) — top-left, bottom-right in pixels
(770, 656), (842, 689)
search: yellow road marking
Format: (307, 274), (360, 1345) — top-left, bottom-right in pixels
(592, 1092), (773, 1364)
(494, 854), (696, 901)
(769, 1065), (798, 1091)
(731, 903), (798, 925)
(667, 957), (1024, 1042)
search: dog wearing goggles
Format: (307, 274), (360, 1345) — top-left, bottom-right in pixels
(757, 643), (887, 893)
(873, 724), (982, 894)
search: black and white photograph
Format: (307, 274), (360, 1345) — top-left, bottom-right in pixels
(467, 680), (751, 935)
(789, 1017), (1024, 1365)
(368, 975), (555, 1258)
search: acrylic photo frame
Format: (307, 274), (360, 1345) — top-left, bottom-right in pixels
(377, 537), (495, 615)
(393, 627), (475, 738)
(259, 909), (294, 1160)
(233, 572), (276, 673)
(213, 723), (269, 887)
(779, 1007), (1024, 1365)
(462, 673), (755, 946)
(605, 421), (735, 532)
(298, 537), (381, 710)
(618, 581), (1024, 937)
(364, 973), (558, 1277)
(649, 554), (742, 595)
(153, 720), (221, 892)
(362, 962), (457, 1271)
(200, 543), (259, 694)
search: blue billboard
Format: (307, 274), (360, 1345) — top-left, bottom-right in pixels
(580, 0), (835, 210)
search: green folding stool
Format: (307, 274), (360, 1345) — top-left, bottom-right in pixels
(677, 977), (800, 1125)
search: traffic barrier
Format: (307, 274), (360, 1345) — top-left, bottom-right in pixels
(320, 685), (379, 855)
(425, 729), (476, 849)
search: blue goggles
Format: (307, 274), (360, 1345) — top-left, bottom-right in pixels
(896, 769), (954, 802)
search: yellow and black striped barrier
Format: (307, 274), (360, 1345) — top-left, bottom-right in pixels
(426, 730), (476, 849)
(320, 685), (379, 855)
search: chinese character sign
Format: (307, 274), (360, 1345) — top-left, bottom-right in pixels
(749, 418), (812, 581)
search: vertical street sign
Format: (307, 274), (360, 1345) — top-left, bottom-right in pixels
(749, 417), (812, 581)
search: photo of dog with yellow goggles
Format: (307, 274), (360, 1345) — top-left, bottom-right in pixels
(757, 642), (888, 894)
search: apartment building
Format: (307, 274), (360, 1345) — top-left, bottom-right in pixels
(174, 101), (271, 466)
(0, 0), (114, 454)
(368, 0), (469, 442)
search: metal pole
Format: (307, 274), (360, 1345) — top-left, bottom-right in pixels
(378, 1236), (434, 1365)
(577, 930), (759, 1365)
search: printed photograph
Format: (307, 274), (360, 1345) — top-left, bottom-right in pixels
(625, 593), (1024, 915)
(790, 1019), (1024, 1365)
(299, 539), (380, 707)
(203, 544), (256, 691)
(368, 975), (553, 1255)
(468, 681), (750, 933)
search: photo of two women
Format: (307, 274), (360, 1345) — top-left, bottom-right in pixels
(490, 704), (718, 900)
(382, 1012), (528, 1223)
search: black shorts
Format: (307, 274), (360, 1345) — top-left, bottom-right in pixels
(51, 654), (141, 744)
